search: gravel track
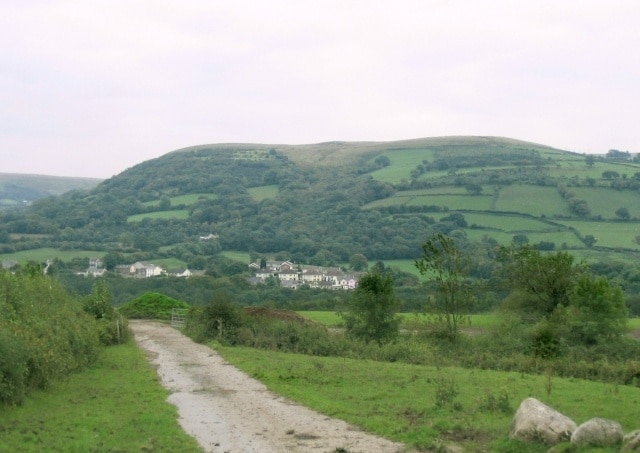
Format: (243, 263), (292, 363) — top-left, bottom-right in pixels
(130, 320), (406, 453)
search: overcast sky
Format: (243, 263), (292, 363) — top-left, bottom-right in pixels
(1, 1), (639, 178)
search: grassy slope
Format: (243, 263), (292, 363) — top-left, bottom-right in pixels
(7, 136), (640, 267)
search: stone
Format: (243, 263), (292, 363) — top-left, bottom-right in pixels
(571, 418), (623, 447)
(509, 397), (577, 445)
(622, 429), (640, 451)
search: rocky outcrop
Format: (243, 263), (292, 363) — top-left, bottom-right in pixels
(509, 398), (577, 445)
(571, 418), (623, 447)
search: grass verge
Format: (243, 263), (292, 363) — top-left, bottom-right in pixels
(0, 340), (202, 453)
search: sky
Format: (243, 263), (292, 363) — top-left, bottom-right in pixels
(1, 1), (639, 178)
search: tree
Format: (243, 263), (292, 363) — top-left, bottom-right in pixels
(567, 274), (628, 345)
(341, 267), (400, 344)
(583, 235), (597, 248)
(465, 183), (483, 195)
(512, 234), (529, 247)
(415, 233), (473, 338)
(585, 155), (595, 167)
(616, 207), (631, 220)
(349, 253), (368, 271)
(498, 245), (581, 321)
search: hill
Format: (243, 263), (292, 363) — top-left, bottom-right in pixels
(2, 136), (640, 290)
(0, 173), (102, 209)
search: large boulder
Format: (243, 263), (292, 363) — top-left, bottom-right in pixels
(510, 398), (577, 445)
(622, 429), (640, 451)
(571, 418), (623, 447)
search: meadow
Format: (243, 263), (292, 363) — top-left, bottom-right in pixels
(0, 247), (103, 263)
(247, 184), (279, 201)
(142, 192), (218, 207)
(127, 209), (190, 222)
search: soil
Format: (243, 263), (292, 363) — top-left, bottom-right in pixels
(130, 320), (406, 453)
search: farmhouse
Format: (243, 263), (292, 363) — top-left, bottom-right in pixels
(115, 261), (164, 278)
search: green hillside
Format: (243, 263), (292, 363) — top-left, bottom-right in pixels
(2, 135), (640, 277)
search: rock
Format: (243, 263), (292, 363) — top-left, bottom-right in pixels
(509, 398), (577, 445)
(622, 429), (640, 451)
(571, 418), (623, 447)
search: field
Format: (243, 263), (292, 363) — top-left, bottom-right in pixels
(127, 209), (190, 222)
(494, 185), (569, 217)
(298, 312), (502, 330)
(143, 192), (218, 207)
(247, 184), (279, 201)
(571, 187), (640, 219)
(0, 340), (201, 452)
(0, 247), (103, 263)
(556, 220), (640, 250)
(217, 344), (640, 452)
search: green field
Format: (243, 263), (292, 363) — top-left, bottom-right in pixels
(462, 212), (559, 232)
(127, 209), (190, 222)
(495, 185), (569, 217)
(151, 257), (188, 269)
(143, 192), (218, 207)
(556, 220), (640, 250)
(298, 312), (502, 330)
(571, 187), (640, 219)
(222, 250), (252, 264)
(247, 184), (279, 201)
(0, 247), (103, 263)
(369, 148), (435, 183)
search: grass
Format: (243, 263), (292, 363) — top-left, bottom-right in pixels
(0, 248), (103, 263)
(127, 209), (190, 222)
(216, 344), (640, 452)
(0, 340), (202, 453)
(297, 312), (502, 330)
(462, 212), (557, 232)
(571, 187), (640, 219)
(150, 257), (188, 269)
(495, 185), (569, 217)
(221, 250), (252, 264)
(143, 193), (218, 207)
(382, 259), (423, 277)
(247, 185), (279, 201)
(556, 220), (640, 250)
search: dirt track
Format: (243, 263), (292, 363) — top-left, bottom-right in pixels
(130, 320), (405, 453)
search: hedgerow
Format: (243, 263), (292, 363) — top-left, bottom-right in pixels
(0, 268), (102, 405)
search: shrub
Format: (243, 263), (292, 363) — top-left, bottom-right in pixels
(118, 292), (190, 320)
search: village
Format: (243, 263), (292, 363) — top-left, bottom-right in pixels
(76, 257), (360, 290)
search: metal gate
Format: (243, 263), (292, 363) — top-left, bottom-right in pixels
(171, 308), (189, 327)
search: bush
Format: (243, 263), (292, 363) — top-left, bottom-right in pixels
(118, 292), (190, 320)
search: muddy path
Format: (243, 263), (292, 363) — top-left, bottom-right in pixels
(130, 320), (406, 453)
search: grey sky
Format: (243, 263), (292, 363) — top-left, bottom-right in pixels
(1, 1), (639, 178)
